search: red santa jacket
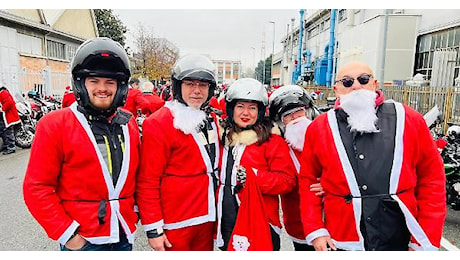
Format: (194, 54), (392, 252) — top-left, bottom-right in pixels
(61, 92), (76, 108)
(0, 87), (20, 128)
(298, 101), (446, 251)
(281, 147), (309, 243)
(215, 127), (296, 247)
(122, 88), (150, 116)
(23, 103), (140, 245)
(136, 101), (220, 232)
(143, 92), (165, 116)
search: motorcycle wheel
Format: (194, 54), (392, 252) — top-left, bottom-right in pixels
(15, 125), (35, 148)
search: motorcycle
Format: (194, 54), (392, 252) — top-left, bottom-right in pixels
(441, 126), (460, 211)
(136, 109), (145, 139)
(424, 105), (460, 210)
(14, 94), (36, 148)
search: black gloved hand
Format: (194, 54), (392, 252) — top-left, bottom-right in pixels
(236, 165), (247, 185)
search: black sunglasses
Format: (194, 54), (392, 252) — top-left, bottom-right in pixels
(336, 74), (373, 88)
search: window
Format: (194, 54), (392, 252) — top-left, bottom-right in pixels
(47, 40), (65, 60)
(66, 44), (78, 61)
(17, 33), (42, 56)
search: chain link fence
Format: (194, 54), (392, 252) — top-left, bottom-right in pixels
(304, 85), (460, 134)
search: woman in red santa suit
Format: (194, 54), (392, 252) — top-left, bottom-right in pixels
(136, 54), (220, 251)
(215, 78), (296, 251)
(298, 61), (446, 251)
(23, 37), (140, 251)
(268, 84), (323, 251)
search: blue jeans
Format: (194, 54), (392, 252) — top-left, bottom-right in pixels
(60, 230), (132, 251)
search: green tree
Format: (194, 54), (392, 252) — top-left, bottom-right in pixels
(93, 9), (127, 47)
(254, 55), (272, 85)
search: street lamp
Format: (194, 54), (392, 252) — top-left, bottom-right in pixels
(269, 21), (275, 86)
(251, 47), (256, 79)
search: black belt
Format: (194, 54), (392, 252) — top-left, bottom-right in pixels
(62, 197), (129, 224)
(328, 189), (408, 204)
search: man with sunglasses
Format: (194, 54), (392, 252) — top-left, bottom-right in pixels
(298, 61), (446, 251)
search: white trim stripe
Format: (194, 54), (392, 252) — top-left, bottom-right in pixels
(327, 109), (365, 250)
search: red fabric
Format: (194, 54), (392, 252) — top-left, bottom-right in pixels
(280, 148), (307, 241)
(122, 88), (150, 115)
(136, 106), (218, 229)
(228, 168), (273, 251)
(164, 222), (214, 251)
(218, 97), (227, 119)
(61, 92), (76, 108)
(299, 103), (446, 249)
(436, 138), (448, 151)
(143, 93), (165, 116)
(239, 135), (296, 229)
(0, 88), (20, 127)
(23, 108), (140, 242)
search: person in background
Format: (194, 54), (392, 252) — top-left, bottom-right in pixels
(268, 84), (322, 251)
(0, 84), (20, 155)
(23, 37), (141, 251)
(136, 54), (220, 251)
(141, 81), (165, 116)
(122, 77), (150, 116)
(298, 61), (446, 251)
(61, 85), (76, 108)
(215, 78), (296, 251)
(160, 81), (172, 101)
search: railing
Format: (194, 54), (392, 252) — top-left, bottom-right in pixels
(303, 85), (460, 134)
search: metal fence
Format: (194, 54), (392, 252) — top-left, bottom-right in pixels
(304, 85), (460, 134)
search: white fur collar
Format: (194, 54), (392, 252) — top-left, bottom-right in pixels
(165, 100), (207, 134)
(218, 120), (281, 146)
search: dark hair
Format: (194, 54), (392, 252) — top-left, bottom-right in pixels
(225, 117), (273, 145)
(129, 78), (139, 85)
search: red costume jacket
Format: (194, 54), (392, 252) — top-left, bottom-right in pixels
(61, 92), (76, 108)
(281, 147), (309, 243)
(136, 101), (220, 232)
(215, 128), (296, 248)
(143, 92), (165, 116)
(0, 87), (20, 128)
(299, 101), (446, 251)
(122, 88), (150, 116)
(23, 104), (140, 245)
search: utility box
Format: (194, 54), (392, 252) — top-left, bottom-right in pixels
(314, 58), (328, 86)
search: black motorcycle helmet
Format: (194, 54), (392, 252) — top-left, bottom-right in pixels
(268, 85), (315, 123)
(171, 54), (217, 109)
(71, 37), (131, 116)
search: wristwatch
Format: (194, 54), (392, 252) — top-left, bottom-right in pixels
(146, 227), (164, 238)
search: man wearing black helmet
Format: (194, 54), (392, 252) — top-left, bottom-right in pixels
(136, 54), (220, 251)
(23, 37), (141, 251)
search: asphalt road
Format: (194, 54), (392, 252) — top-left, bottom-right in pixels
(0, 149), (457, 251)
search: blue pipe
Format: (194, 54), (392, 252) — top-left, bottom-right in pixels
(292, 9), (305, 83)
(303, 49), (312, 70)
(326, 9), (337, 87)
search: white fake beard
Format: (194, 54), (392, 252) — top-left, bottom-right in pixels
(166, 100), (206, 134)
(339, 89), (379, 133)
(284, 116), (312, 152)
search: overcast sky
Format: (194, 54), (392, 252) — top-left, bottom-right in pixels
(113, 9), (303, 70)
